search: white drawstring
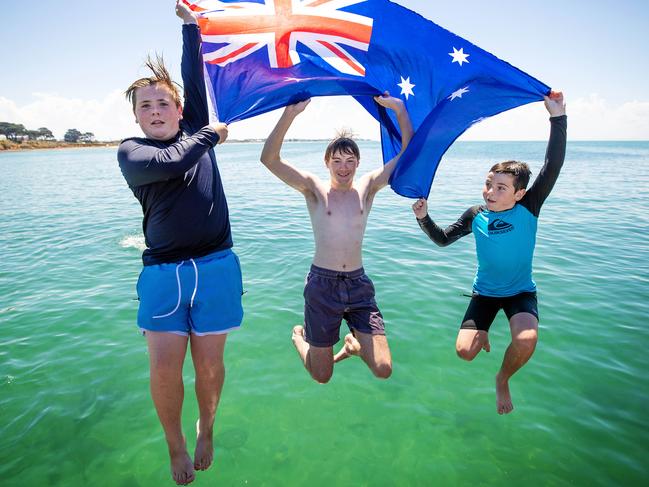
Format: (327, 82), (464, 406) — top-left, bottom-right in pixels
(152, 259), (199, 318)
(153, 261), (184, 319)
(189, 259), (198, 308)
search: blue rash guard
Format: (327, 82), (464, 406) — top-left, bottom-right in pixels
(416, 115), (567, 297)
(118, 24), (232, 266)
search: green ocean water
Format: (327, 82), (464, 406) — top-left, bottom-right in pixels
(0, 140), (647, 486)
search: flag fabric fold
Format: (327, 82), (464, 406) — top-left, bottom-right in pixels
(186, 0), (550, 197)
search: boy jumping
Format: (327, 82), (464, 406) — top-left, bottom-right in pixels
(118, 2), (243, 484)
(412, 92), (566, 414)
(261, 95), (412, 383)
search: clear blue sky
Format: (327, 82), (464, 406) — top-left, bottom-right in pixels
(1, 0), (647, 140)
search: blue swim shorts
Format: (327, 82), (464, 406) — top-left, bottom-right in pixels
(136, 248), (243, 336)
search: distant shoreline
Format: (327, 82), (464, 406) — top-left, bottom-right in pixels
(0, 138), (376, 152)
(0, 141), (119, 152)
(2, 139), (646, 152)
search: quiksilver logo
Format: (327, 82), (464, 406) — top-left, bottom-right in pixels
(488, 219), (514, 234)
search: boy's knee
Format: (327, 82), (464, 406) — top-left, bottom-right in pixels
(310, 369), (333, 384)
(513, 332), (537, 354)
(371, 362), (392, 379)
(456, 346), (478, 361)
(195, 360), (225, 379)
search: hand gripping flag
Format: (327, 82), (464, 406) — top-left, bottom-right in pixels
(185, 0), (550, 197)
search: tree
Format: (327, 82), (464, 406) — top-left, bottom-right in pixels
(79, 132), (95, 143)
(0, 122), (26, 140)
(64, 128), (82, 143)
(37, 127), (54, 140)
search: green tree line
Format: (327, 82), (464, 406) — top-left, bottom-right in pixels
(0, 122), (95, 143)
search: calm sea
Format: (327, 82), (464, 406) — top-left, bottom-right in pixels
(1, 140), (647, 486)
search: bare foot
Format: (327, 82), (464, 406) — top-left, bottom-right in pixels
(194, 419), (214, 471)
(169, 443), (195, 485)
(483, 336), (491, 353)
(496, 372), (514, 415)
(333, 333), (361, 363)
(292, 325), (309, 355)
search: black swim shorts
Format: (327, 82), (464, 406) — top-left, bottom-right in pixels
(460, 291), (539, 332)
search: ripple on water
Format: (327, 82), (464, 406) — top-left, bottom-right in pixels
(1, 143), (648, 484)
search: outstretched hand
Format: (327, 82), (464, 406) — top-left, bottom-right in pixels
(544, 91), (565, 117)
(284, 99), (311, 117)
(374, 91), (404, 111)
(176, 0), (198, 24)
(412, 198), (428, 219)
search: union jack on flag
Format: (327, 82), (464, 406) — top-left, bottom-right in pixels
(189, 0), (373, 77)
(184, 0), (550, 198)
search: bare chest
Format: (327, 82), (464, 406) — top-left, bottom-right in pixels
(314, 191), (370, 226)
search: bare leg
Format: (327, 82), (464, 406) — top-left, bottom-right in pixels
(146, 331), (195, 485)
(496, 313), (538, 415)
(333, 332), (361, 363)
(455, 323), (490, 361)
(353, 330), (392, 379)
(291, 325), (334, 383)
(189, 333), (227, 471)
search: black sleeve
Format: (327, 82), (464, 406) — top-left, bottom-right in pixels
(180, 23), (210, 132)
(416, 205), (480, 247)
(118, 127), (220, 187)
(520, 115), (567, 217)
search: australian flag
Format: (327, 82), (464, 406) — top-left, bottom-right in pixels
(185, 0), (550, 198)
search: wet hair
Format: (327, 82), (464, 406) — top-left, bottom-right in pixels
(125, 55), (182, 111)
(489, 160), (532, 191)
(324, 129), (360, 161)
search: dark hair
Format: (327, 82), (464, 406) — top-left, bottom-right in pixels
(125, 55), (182, 110)
(324, 129), (360, 161)
(489, 160), (532, 191)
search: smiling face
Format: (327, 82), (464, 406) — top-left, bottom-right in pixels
(133, 84), (183, 141)
(482, 171), (526, 212)
(326, 149), (360, 188)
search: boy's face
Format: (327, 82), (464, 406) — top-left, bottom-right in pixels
(482, 172), (526, 212)
(325, 150), (360, 186)
(133, 84), (183, 141)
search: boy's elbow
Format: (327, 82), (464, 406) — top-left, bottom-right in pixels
(427, 235), (450, 247)
(259, 153), (272, 166)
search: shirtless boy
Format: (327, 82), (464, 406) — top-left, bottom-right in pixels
(261, 95), (412, 383)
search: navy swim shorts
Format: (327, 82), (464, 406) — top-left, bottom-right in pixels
(303, 264), (384, 347)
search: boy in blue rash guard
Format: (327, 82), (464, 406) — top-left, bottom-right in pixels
(117, 2), (242, 484)
(412, 92), (566, 415)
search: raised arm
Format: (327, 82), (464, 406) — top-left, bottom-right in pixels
(520, 91), (567, 217)
(412, 198), (477, 247)
(363, 92), (414, 194)
(176, 1), (228, 142)
(260, 100), (319, 196)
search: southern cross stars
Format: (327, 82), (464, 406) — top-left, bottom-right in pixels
(397, 76), (415, 100)
(449, 47), (469, 66)
(449, 86), (470, 101)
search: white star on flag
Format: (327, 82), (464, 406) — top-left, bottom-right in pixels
(397, 76), (415, 100)
(449, 86), (470, 100)
(449, 47), (470, 66)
